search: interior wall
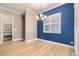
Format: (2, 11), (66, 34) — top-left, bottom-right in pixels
(74, 3), (79, 56)
(0, 15), (1, 43)
(25, 8), (37, 41)
(37, 3), (74, 46)
(0, 8), (23, 41)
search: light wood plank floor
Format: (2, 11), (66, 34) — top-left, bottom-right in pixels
(0, 40), (75, 56)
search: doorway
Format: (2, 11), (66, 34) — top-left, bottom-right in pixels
(0, 13), (14, 44)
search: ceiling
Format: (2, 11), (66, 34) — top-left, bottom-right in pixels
(0, 3), (61, 15)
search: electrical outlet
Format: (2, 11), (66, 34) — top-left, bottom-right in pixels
(71, 41), (73, 44)
(41, 37), (43, 39)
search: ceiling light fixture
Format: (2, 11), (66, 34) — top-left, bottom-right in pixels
(35, 3), (47, 20)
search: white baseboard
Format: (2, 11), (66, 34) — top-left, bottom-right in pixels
(13, 38), (23, 42)
(38, 38), (74, 48)
(0, 38), (74, 49)
(25, 39), (38, 43)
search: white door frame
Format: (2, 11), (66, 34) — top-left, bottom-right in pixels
(12, 16), (14, 42)
(0, 14), (3, 44)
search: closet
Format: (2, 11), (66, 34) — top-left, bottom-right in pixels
(3, 14), (12, 41)
(0, 13), (13, 43)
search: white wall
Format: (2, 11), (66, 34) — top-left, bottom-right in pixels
(74, 3), (79, 56)
(25, 8), (37, 42)
(0, 15), (1, 43)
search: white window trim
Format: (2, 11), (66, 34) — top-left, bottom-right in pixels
(43, 12), (61, 34)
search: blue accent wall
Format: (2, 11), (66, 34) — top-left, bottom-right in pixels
(37, 3), (74, 46)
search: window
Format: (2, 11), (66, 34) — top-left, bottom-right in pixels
(43, 12), (61, 33)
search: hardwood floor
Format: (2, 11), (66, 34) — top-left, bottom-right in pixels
(0, 40), (75, 56)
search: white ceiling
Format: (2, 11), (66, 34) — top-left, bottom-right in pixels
(0, 3), (60, 15)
